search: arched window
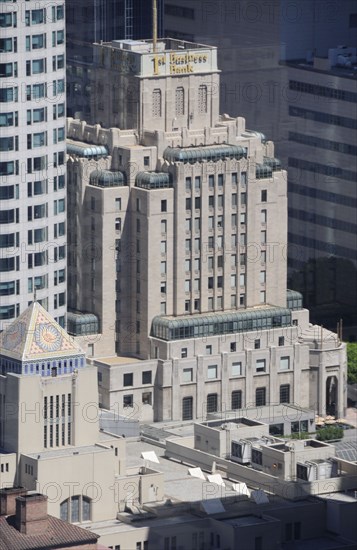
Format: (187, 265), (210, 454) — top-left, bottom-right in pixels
(59, 495), (92, 523)
(175, 87), (184, 116)
(152, 89), (162, 118)
(198, 85), (207, 114)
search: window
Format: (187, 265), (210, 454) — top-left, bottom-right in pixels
(161, 261), (166, 274)
(232, 390), (242, 410)
(123, 373), (133, 387)
(161, 219), (167, 234)
(261, 209), (267, 223)
(261, 230), (266, 244)
(161, 199), (167, 212)
(256, 359), (266, 372)
(205, 345), (212, 355)
(255, 387), (266, 407)
(160, 302), (166, 314)
(230, 342), (236, 352)
(254, 339), (260, 349)
(231, 362), (242, 376)
(160, 281), (166, 294)
(198, 85), (207, 114)
(261, 190), (267, 202)
(208, 175), (214, 189)
(181, 348), (188, 358)
(278, 336), (284, 346)
(183, 368), (193, 382)
(194, 176), (201, 190)
(260, 271), (266, 284)
(280, 384), (290, 404)
(175, 87), (184, 116)
(207, 394), (218, 413)
(207, 365), (217, 379)
(160, 241), (167, 255)
(60, 496), (92, 523)
(152, 89), (162, 117)
(195, 197), (201, 209)
(123, 395), (133, 408)
(182, 397), (193, 420)
(142, 371), (152, 384)
(142, 392), (152, 405)
(280, 356), (290, 371)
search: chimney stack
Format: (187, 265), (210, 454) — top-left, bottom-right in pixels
(15, 493), (48, 535)
(0, 487), (27, 516)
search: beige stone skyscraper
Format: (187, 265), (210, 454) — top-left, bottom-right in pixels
(66, 38), (346, 423)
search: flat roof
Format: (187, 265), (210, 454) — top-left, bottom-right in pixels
(106, 38), (216, 53)
(25, 444), (110, 460)
(95, 356), (142, 366)
(220, 515), (273, 527)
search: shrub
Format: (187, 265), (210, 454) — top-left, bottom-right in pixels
(316, 425), (343, 441)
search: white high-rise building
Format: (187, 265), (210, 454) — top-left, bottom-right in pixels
(0, 0), (67, 330)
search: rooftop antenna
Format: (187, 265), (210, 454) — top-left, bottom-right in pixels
(153, 0), (157, 54)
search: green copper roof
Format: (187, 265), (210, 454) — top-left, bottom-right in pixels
(164, 144), (247, 163)
(151, 307), (292, 341)
(90, 170), (125, 187)
(136, 172), (172, 189)
(67, 141), (109, 158)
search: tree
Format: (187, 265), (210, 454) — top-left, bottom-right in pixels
(347, 343), (357, 385)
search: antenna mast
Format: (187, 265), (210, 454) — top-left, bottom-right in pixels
(153, 0), (157, 53)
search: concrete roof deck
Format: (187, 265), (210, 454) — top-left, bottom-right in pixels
(25, 444), (111, 460)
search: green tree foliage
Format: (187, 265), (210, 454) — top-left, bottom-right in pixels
(347, 343), (357, 384)
(316, 425), (343, 441)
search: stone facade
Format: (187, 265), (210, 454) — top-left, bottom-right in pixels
(66, 39), (347, 423)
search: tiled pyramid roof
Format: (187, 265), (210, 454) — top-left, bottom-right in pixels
(0, 303), (84, 362)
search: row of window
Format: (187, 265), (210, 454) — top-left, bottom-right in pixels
(288, 231), (356, 261)
(289, 105), (357, 130)
(289, 79), (357, 104)
(152, 85), (208, 118)
(0, 154), (64, 177)
(0, 81), (65, 103)
(288, 181), (357, 209)
(181, 385), (289, 420)
(289, 207), (357, 235)
(289, 131), (357, 157)
(121, 358), (290, 396)
(180, 337), (286, 359)
(185, 172), (246, 191)
(289, 157), (356, 183)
